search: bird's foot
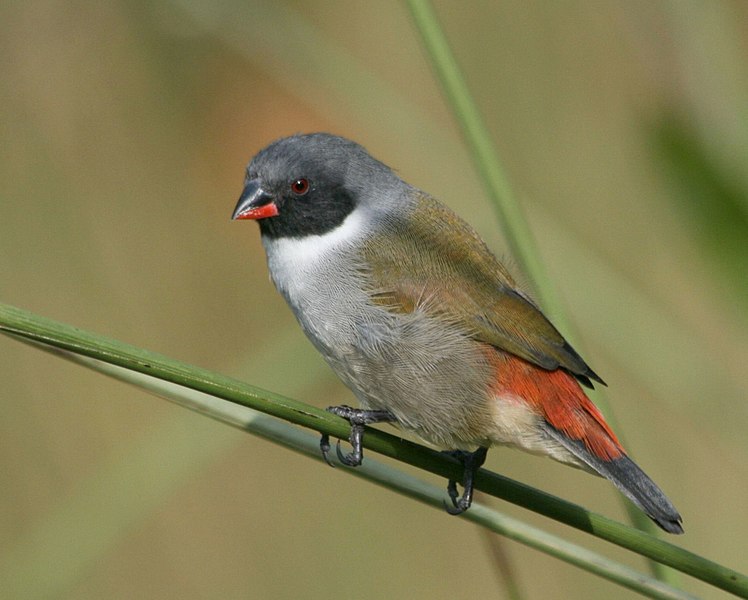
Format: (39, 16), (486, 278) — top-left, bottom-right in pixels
(442, 446), (489, 515)
(319, 405), (396, 467)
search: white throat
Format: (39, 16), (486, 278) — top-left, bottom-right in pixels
(261, 208), (366, 300)
(263, 208), (364, 264)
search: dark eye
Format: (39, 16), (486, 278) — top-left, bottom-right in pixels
(291, 178), (309, 195)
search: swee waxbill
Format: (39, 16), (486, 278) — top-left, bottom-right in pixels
(231, 133), (682, 534)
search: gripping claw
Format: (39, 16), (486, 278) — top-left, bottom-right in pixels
(319, 405), (396, 467)
(320, 433), (335, 467)
(442, 447), (489, 515)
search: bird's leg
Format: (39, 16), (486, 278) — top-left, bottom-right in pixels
(443, 446), (489, 515)
(320, 405), (397, 467)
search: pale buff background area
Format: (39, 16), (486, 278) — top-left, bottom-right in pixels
(1, 2), (746, 599)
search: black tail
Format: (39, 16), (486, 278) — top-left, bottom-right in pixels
(542, 423), (683, 534)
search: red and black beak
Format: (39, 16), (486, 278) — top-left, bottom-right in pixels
(231, 179), (279, 220)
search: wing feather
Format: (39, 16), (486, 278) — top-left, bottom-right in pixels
(361, 193), (604, 387)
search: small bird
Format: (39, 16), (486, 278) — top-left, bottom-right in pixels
(232, 133), (683, 534)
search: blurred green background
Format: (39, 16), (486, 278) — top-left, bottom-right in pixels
(1, 1), (747, 598)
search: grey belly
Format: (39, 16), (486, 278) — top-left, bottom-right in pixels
(300, 303), (494, 449)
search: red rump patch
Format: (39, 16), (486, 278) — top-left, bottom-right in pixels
(489, 350), (624, 461)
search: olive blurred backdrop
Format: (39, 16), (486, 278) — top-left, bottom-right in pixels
(1, 2), (747, 599)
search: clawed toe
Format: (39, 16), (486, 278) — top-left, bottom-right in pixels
(335, 439), (363, 466)
(318, 406), (396, 467)
(443, 478), (470, 514)
(443, 499), (470, 515)
(442, 447), (489, 515)
(320, 433), (335, 468)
